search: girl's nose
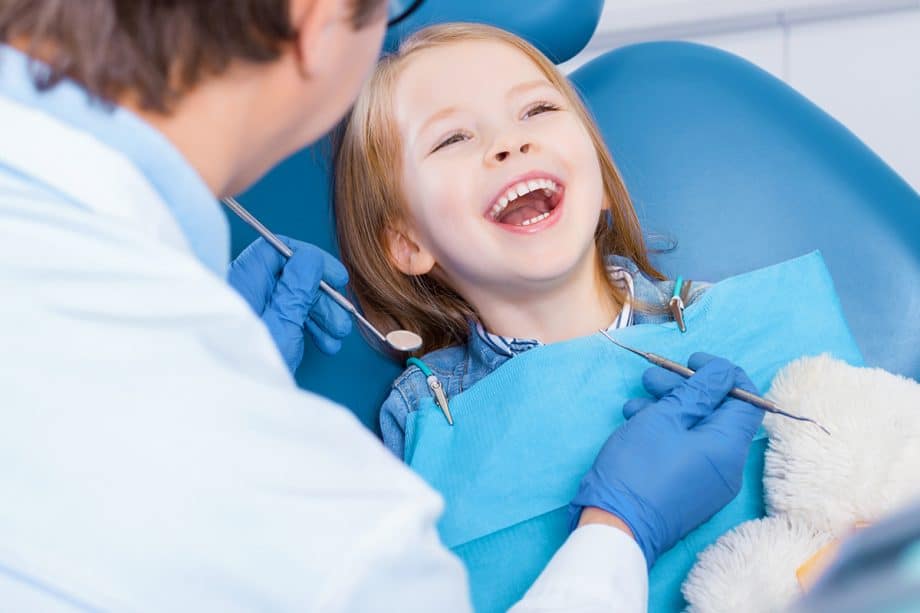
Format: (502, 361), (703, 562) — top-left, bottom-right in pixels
(493, 142), (531, 162)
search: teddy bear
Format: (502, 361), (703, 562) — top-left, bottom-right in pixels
(682, 354), (920, 612)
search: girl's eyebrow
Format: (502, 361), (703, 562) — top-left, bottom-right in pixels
(505, 79), (554, 99)
(415, 106), (461, 145)
(413, 80), (555, 146)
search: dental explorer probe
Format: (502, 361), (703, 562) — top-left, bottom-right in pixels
(599, 330), (831, 435)
(222, 196), (424, 353)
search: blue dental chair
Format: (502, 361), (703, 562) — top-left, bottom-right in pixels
(230, 0), (920, 434)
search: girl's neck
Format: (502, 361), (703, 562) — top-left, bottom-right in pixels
(473, 253), (620, 345)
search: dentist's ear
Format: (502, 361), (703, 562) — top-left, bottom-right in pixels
(386, 228), (437, 276)
(290, 0), (348, 78)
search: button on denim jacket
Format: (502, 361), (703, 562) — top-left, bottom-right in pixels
(379, 256), (709, 459)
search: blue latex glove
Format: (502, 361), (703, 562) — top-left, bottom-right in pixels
(570, 353), (764, 567)
(228, 237), (353, 372)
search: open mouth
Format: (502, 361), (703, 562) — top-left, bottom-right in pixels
(487, 176), (565, 228)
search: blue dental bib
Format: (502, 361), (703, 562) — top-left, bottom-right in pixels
(404, 253), (863, 612)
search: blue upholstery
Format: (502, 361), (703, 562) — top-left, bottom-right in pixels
(384, 0), (604, 63)
(570, 42), (920, 380)
(231, 20), (920, 430)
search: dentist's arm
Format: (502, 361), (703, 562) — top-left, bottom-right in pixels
(511, 354), (764, 612)
(228, 237), (353, 372)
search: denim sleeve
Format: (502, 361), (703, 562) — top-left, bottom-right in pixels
(379, 385), (413, 461)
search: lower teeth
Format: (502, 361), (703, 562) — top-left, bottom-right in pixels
(521, 212), (550, 226)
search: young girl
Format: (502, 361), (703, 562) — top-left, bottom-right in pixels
(334, 23), (703, 459)
(330, 27), (867, 613)
(328, 24), (871, 613)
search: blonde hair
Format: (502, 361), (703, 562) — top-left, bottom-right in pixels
(334, 23), (663, 357)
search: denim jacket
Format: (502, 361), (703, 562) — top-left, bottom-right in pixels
(379, 256), (709, 459)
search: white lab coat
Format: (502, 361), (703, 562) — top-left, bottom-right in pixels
(0, 94), (646, 611)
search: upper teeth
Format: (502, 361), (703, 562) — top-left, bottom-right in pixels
(490, 178), (559, 219)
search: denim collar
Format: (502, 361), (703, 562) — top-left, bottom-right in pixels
(0, 45), (228, 274)
(469, 264), (636, 361)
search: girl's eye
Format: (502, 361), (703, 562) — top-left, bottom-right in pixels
(524, 102), (560, 118)
(432, 132), (468, 153)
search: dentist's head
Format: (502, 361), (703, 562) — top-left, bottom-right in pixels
(0, 0), (389, 196)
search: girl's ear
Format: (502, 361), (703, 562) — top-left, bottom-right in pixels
(386, 227), (436, 275)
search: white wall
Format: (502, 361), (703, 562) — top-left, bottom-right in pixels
(564, 1), (920, 191)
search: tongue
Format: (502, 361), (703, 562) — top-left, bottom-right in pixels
(497, 192), (552, 226)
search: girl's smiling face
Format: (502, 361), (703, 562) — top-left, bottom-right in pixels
(390, 39), (607, 303)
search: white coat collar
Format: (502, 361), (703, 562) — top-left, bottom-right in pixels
(0, 45), (228, 274)
(0, 94), (195, 255)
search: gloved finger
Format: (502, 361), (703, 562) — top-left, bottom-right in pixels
(641, 366), (687, 399)
(623, 396), (655, 420)
(306, 318), (344, 355)
(641, 353), (727, 398)
(261, 309), (305, 373)
(655, 356), (740, 429)
(231, 237), (289, 277)
(308, 293), (353, 340)
(696, 366), (764, 441)
(268, 248), (324, 327)
(687, 352), (721, 371)
(320, 249), (349, 289)
(227, 238), (289, 313)
(278, 237), (349, 289)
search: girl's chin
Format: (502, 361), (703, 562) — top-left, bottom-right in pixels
(503, 257), (599, 288)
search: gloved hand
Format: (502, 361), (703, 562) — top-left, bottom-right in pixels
(228, 237), (353, 373)
(570, 353), (764, 567)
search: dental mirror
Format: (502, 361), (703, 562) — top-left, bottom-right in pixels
(385, 329), (424, 353)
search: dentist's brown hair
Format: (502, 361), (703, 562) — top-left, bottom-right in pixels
(334, 22), (663, 357)
(0, 0), (385, 113)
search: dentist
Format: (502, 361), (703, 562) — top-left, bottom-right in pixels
(0, 0), (763, 610)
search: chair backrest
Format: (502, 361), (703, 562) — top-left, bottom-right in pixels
(228, 1), (604, 430)
(569, 42), (920, 381)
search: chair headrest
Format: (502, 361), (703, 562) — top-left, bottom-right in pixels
(384, 0), (604, 63)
